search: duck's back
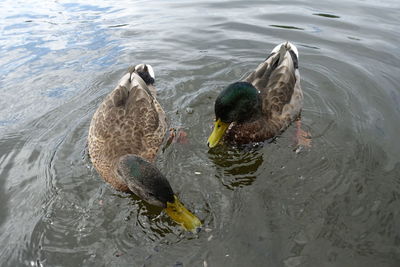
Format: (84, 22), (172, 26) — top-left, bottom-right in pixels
(88, 65), (167, 191)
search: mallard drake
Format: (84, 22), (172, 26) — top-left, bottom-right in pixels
(88, 64), (201, 231)
(207, 42), (305, 148)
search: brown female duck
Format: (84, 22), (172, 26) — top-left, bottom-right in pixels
(88, 64), (200, 231)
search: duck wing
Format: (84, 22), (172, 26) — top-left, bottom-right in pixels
(244, 42), (302, 120)
(88, 65), (167, 168)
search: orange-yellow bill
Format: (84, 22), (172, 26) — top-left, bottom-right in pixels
(165, 195), (201, 232)
(207, 119), (230, 148)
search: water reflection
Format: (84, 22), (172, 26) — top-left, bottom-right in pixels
(208, 144), (264, 189)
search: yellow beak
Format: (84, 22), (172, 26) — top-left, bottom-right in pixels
(207, 119), (230, 148)
(165, 195), (201, 232)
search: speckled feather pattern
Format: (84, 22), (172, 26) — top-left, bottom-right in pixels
(88, 65), (167, 192)
(225, 42), (303, 144)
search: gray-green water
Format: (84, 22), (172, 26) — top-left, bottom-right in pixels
(1, 0), (400, 266)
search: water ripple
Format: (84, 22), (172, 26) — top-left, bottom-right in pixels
(1, 0), (400, 265)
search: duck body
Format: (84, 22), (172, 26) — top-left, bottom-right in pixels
(88, 64), (167, 193)
(88, 65), (201, 231)
(208, 42), (303, 147)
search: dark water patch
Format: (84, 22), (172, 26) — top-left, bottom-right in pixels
(108, 24), (129, 28)
(313, 13), (341, 19)
(347, 36), (361, 41)
(299, 44), (320, 50)
(270, 24), (305, 30)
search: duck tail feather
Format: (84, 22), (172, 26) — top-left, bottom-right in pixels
(243, 42), (299, 90)
(271, 41), (299, 69)
(272, 42), (298, 56)
(131, 64), (155, 85)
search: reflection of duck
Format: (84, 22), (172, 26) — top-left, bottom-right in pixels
(88, 65), (200, 231)
(208, 147), (264, 189)
(208, 42), (308, 148)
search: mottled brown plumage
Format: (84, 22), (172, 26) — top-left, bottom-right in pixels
(87, 65), (202, 230)
(88, 64), (167, 192)
(223, 42), (303, 145)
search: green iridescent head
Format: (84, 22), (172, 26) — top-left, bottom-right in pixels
(207, 82), (262, 148)
(215, 81), (262, 123)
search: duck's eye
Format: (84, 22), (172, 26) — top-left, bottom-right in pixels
(217, 124), (221, 128)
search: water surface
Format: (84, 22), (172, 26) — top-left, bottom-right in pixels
(1, 0), (400, 266)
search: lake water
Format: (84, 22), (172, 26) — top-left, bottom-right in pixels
(1, 0), (400, 266)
